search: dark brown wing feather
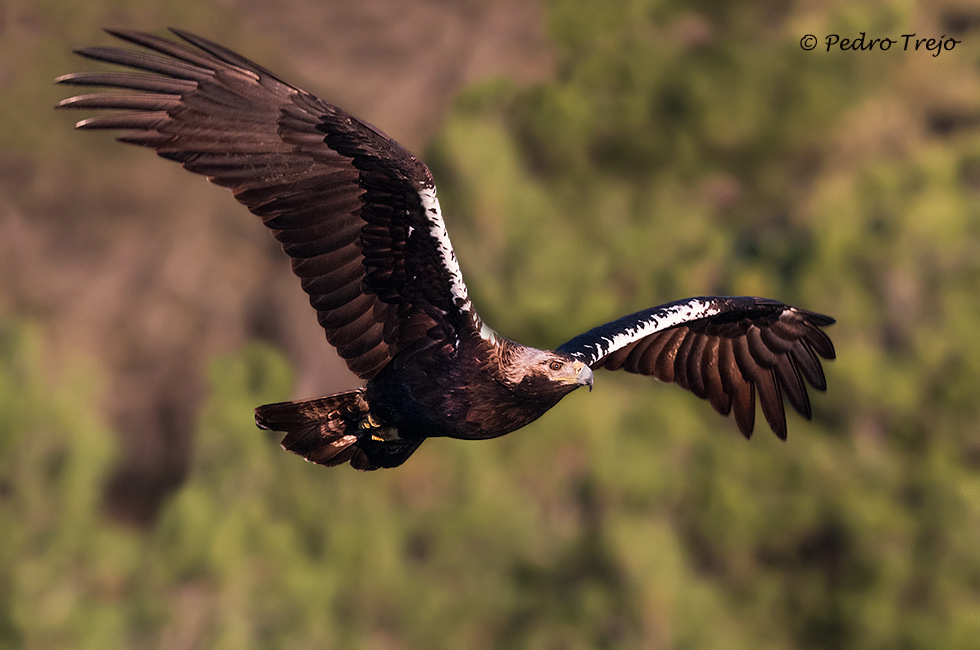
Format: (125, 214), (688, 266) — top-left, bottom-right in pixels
(57, 29), (473, 379)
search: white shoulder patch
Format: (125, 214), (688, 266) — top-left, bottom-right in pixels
(479, 319), (499, 343)
(603, 298), (720, 352)
(558, 297), (726, 365)
(418, 186), (472, 312)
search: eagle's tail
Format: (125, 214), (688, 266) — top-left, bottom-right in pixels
(255, 389), (423, 470)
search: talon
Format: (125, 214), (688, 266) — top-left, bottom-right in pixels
(367, 425), (402, 442)
(359, 413), (380, 430)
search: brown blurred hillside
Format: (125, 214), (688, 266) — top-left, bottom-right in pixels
(0, 0), (553, 524)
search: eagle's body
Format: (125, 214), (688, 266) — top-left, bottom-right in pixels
(59, 30), (836, 470)
(366, 337), (589, 442)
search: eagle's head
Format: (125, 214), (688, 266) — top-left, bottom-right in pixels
(502, 347), (594, 398)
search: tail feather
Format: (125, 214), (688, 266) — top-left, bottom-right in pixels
(255, 389), (422, 470)
(255, 389), (372, 469)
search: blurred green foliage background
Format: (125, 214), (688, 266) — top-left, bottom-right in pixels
(2, 0), (980, 648)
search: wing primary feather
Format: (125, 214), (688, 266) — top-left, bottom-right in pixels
(102, 29), (238, 73)
(55, 71), (199, 94)
(75, 112), (171, 130)
(776, 353), (811, 419)
(718, 337), (754, 437)
(621, 339), (652, 373)
(685, 333), (709, 398)
(746, 326), (782, 368)
(700, 337), (731, 415)
(758, 325), (795, 353)
(803, 322), (837, 359)
(733, 336), (786, 439)
(57, 93), (182, 111)
(600, 345), (630, 371)
(763, 368), (787, 440)
(169, 28), (288, 83)
(73, 46), (215, 82)
(672, 329), (698, 390)
(793, 340), (827, 391)
(653, 329), (687, 382)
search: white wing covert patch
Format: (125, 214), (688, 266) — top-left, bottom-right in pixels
(555, 297), (728, 365)
(418, 185), (472, 313)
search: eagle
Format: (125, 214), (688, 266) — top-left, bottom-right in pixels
(58, 30), (836, 470)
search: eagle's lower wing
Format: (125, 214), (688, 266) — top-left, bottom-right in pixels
(555, 297), (836, 439)
(57, 29), (478, 379)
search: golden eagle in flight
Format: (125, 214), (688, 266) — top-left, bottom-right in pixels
(58, 30), (836, 470)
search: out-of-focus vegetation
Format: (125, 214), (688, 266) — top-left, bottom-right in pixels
(3, 0), (980, 648)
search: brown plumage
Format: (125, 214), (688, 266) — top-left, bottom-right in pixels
(59, 30), (836, 470)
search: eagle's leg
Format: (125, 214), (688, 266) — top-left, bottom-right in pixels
(358, 412), (401, 442)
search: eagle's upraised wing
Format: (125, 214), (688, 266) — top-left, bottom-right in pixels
(57, 29), (477, 379)
(556, 296), (836, 439)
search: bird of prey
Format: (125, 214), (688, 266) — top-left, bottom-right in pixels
(58, 30), (836, 470)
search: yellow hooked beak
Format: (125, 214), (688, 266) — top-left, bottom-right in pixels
(574, 360), (594, 392)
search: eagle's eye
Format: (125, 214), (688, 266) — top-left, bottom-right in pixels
(549, 360), (564, 372)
